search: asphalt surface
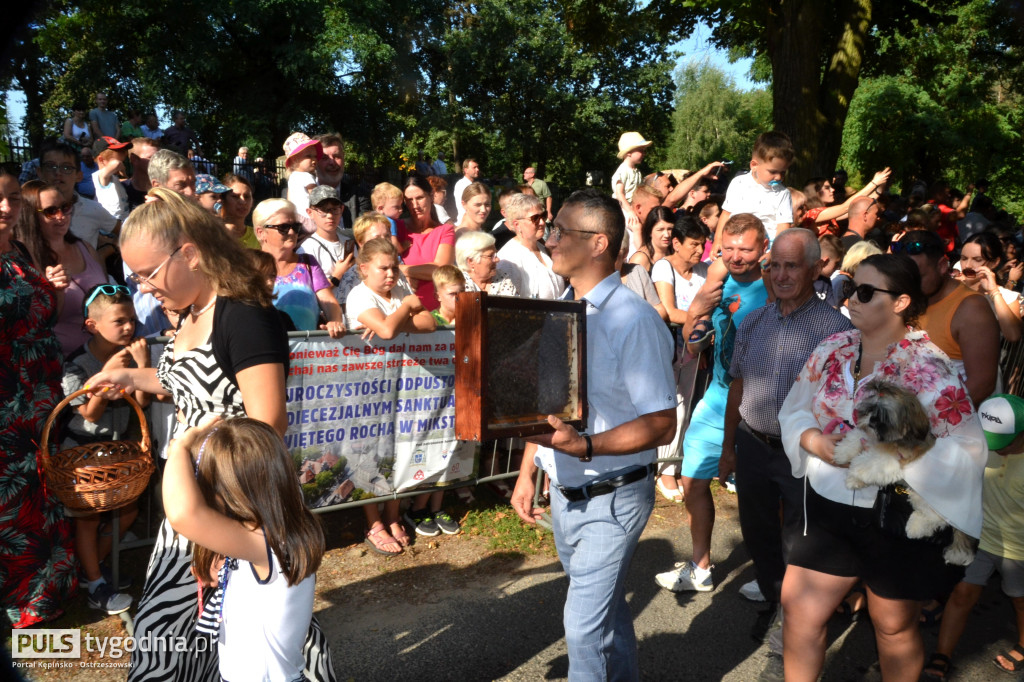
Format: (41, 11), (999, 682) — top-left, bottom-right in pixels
(323, 492), (1021, 681)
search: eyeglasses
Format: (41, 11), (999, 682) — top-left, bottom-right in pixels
(82, 284), (131, 317)
(263, 221), (303, 235)
(127, 245), (182, 287)
(522, 213), (546, 224)
(551, 226), (600, 243)
(40, 162), (77, 175)
(841, 280), (901, 303)
(37, 202), (74, 218)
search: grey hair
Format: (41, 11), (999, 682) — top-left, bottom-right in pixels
(455, 230), (497, 270)
(252, 198), (296, 228)
(504, 192), (544, 221)
(148, 149), (194, 185)
(773, 227), (820, 265)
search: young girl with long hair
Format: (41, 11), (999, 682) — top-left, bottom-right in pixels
(164, 418), (325, 682)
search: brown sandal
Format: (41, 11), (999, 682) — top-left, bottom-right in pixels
(365, 524), (402, 556)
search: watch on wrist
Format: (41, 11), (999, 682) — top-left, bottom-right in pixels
(328, 275), (340, 287)
(580, 434), (593, 462)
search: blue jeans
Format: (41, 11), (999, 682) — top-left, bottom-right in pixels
(550, 467), (655, 682)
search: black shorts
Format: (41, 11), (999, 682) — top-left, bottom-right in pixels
(788, 486), (962, 601)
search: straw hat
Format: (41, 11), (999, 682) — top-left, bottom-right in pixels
(616, 132), (652, 159)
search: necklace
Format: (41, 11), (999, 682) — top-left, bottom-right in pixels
(190, 295), (217, 317)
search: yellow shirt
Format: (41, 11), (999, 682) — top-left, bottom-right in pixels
(979, 452), (1024, 560)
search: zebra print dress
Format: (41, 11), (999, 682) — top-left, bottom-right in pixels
(128, 335), (335, 682)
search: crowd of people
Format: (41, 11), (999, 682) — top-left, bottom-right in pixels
(1, 114), (1023, 682)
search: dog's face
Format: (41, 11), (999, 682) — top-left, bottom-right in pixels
(855, 379), (934, 451)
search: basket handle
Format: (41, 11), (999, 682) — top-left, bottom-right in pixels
(39, 387), (152, 459)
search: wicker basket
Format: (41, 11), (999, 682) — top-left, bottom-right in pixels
(38, 388), (155, 512)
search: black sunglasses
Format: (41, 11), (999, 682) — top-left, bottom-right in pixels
(842, 280), (901, 303)
(263, 221), (303, 235)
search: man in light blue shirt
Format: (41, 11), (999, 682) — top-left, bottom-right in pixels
(512, 189), (676, 681)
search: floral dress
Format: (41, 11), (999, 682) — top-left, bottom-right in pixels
(779, 328), (987, 536)
(0, 244), (77, 627)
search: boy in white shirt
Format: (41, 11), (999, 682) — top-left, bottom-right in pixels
(92, 136), (131, 222)
(715, 131), (795, 252)
(298, 185), (355, 299)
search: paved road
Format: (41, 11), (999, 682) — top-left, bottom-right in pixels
(322, 492), (1019, 681)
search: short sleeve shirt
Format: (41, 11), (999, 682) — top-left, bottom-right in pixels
(89, 108), (119, 138)
(651, 260), (708, 311)
(272, 254), (331, 331)
(61, 344), (134, 445)
(405, 223), (456, 310)
(345, 280), (415, 331)
(722, 172), (794, 243)
(612, 161), (642, 202)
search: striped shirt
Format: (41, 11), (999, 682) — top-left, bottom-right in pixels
(729, 295), (853, 436)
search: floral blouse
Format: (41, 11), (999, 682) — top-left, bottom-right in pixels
(779, 328), (986, 536)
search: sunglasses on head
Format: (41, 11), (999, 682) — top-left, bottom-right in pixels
(841, 280), (901, 303)
(82, 284), (131, 318)
(263, 221), (303, 235)
(890, 239), (941, 256)
(37, 202), (74, 218)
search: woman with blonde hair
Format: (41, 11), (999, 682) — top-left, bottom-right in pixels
(833, 240), (883, 307)
(86, 187), (335, 682)
(455, 181), (492, 234)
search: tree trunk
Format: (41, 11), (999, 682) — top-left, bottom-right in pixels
(768, 0), (872, 182)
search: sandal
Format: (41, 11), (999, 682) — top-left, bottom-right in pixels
(920, 599), (944, 627)
(389, 521), (411, 548)
(688, 319), (713, 344)
(921, 653), (951, 680)
(994, 643), (1024, 674)
(364, 524), (402, 556)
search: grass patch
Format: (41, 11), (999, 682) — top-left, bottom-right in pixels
(462, 505), (556, 556)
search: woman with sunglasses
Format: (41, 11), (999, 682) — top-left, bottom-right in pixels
(955, 232), (1023, 343)
(16, 180), (107, 357)
(0, 165), (78, 629)
(254, 198), (344, 336)
(778, 253), (986, 682)
(496, 192), (565, 299)
(85, 188), (334, 681)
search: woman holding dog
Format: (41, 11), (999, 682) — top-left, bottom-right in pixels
(778, 253), (987, 682)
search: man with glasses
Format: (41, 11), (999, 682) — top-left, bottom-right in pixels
(511, 189), (676, 681)
(496, 192), (565, 299)
(902, 230), (1000, 405)
(298, 185), (354, 298)
(841, 196), (880, 250)
(721, 228), (852, 679)
(37, 140), (119, 254)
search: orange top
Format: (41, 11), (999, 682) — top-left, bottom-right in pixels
(918, 282), (981, 360)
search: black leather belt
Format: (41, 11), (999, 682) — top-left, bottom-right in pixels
(556, 463), (656, 503)
(747, 425), (783, 449)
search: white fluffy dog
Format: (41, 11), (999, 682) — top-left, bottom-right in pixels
(832, 379), (974, 566)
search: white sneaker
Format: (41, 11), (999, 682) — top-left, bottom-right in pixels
(655, 562), (714, 592)
(739, 579), (766, 602)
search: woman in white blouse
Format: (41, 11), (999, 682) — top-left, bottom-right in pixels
(495, 193), (564, 299)
(456, 230), (519, 297)
(778, 254), (986, 682)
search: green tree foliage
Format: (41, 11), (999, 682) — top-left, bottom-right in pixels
(9, 0), (675, 186)
(651, 0), (961, 181)
(838, 0), (1024, 212)
(655, 60), (771, 172)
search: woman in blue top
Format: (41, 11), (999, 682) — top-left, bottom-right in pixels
(254, 198), (344, 336)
